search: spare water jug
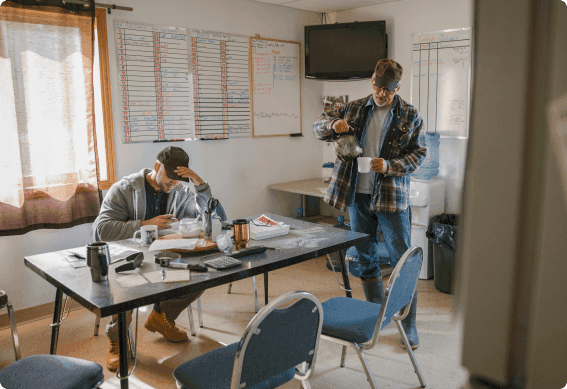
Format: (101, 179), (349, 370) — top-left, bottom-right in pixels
(412, 132), (440, 180)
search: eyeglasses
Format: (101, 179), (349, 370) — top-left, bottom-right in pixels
(372, 84), (395, 94)
(251, 219), (272, 227)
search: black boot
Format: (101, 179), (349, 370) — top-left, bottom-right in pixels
(361, 277), (385, 305)
(400, 292), (419, 349)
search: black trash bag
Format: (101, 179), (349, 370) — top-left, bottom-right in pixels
(426, 214), (459, 250)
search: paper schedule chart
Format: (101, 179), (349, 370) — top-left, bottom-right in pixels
(191, 30), (251, 139)
(115, 21), (191, 143)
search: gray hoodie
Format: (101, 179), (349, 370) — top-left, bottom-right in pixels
(92, 168), (212, 242)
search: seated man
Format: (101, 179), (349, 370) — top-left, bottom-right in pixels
(92, 146), (212, 372)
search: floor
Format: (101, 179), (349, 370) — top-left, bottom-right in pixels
(0, 256), (469, 388)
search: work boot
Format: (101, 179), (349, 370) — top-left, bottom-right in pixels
(144, 309), (188, 343)
(106, 339), (119, 372)
(361, 276), (385, 305)
(400, 292), (420, 349)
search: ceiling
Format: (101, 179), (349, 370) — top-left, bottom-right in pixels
(251, 0), (401, 13)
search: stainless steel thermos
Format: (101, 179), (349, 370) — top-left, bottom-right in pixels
(86, 242), (110, 282)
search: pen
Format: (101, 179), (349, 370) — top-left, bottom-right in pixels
(161, 268), (166, 281)
(153, 139), (185, 142)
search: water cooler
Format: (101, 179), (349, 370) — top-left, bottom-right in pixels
(410, 177), (445, 279)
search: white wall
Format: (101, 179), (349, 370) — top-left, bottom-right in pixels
(0, 0), (323, 311)
(322, 0), (473, 214)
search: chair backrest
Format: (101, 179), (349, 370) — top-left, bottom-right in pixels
(231, 291), (323, 389)
(372, 246), (423, 339)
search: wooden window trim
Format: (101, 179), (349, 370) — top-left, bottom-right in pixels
(95, 8), (116, 190)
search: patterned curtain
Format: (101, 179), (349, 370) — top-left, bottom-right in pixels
(0, 2), (101, 236)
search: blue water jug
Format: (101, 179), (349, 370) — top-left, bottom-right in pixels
(412, 132), (440, 180)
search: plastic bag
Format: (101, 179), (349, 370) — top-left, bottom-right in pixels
(426, 214), (458, 250)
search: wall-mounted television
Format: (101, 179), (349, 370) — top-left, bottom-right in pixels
(305, 21), (388, 80)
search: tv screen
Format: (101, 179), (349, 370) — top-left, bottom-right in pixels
(305, 21), (388, 80)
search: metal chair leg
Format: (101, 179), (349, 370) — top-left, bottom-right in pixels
(395, 320), (426, 387)
(352, 343), (378, 389)
(227, 283), (232, 294)
(197, 298), (203, 328)
(128, 325), (136, 359)
(301, 380), (312, 389)
(252, 276), (259, 313)
(6, 300), (21, 361)
(340, 345), (347, 367)
(94, 315), (101, 336)
(187, 305), (196, 336)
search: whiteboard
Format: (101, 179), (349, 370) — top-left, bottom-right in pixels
(411, 28), (472, 139)
(190, 30), (251, 139)
(115, 20), (191, 143)
(250, 37), (302, 137)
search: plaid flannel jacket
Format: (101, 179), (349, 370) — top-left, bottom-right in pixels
(313, 94), (427, 212)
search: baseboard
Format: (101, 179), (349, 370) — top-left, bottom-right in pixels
(0, 300), (86, 330)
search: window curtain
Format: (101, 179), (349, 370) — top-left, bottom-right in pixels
(0, 2), (101, 236)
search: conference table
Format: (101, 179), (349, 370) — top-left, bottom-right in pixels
(24, 213), (366, 389)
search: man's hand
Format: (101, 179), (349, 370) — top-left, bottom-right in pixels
(141, 214), (177, 229)
(174, 166), (205, 186)
(371, 158), (388, 174)
(332, 119), (350, 134)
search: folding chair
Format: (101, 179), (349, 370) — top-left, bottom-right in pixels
(0, 354), (104, 389)
(0, 290), (21, 361)
(173, 290), (323, 389)
(320, 246), (426, 388)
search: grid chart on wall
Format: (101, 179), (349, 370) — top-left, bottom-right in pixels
(411, 28), (472, 139)
(115, 21), (191, 143)
(191, 30), (251, 139)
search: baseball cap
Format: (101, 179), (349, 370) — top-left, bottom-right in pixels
(373, 59), (403, 91)
(156, 146), (190, 182)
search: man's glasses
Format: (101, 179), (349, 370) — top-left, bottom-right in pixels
(251, 219), (272, 227)
(372, 83), (395, 94)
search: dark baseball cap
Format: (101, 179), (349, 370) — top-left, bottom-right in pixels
(156, 146), (189, 182)
(373, 59), (403, 91)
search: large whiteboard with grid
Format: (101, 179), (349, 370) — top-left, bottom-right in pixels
(115, 20), (191, 143)
(411, 28), (472, 139)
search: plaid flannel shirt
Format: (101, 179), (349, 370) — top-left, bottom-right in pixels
(313, 94), (427, 213)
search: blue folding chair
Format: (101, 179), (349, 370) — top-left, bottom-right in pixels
(320, 246), (426, 388)
(0, 354), (104, 389)
(173, 290), (323, 389)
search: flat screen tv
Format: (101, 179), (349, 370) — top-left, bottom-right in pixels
(305, 21), (388, 80)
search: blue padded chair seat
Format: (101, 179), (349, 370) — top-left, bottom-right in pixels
(174, 342), (295, 389)
(321, 297), (383, 344)
(0, 354), (103, 389)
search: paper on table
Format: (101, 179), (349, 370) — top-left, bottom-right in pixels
(163, 270), (190, 283)
(143, 270), (166, 283)
(148, 238), (206, 251)
(115, 274), (149, 288)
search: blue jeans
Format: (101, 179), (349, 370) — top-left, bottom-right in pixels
(346, 193), (411, 280)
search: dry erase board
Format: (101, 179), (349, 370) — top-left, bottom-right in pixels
(190, 30), (251, 139)
(411, 28), (472, 139)
(115, 20), (191, 143)
(249, 38), (302, 137)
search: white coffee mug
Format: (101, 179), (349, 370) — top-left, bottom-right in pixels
(133, 225), (158, 246)
(357, 157), (372, 173)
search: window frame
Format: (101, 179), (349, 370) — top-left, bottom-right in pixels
(94, 7), (116, 190)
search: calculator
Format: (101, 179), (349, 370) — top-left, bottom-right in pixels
(202, 255), (242, 270)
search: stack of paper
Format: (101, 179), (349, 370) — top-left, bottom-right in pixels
(250, 215), (290, 240)
(148, 238), (207, 251)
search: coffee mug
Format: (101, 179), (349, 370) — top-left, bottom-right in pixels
(357, 157), (372, 173)
(133, 225), (158, 246)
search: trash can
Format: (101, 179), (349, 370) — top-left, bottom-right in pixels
(426, 214), (458, 294)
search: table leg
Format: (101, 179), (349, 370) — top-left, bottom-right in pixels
(118, 312), (129, 389)
(337, 250), (352, 298)
(49, 289), (64, 355)
(264, 272), (269, 305)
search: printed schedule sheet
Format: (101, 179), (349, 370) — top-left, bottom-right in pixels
(115, 21), (191, 143)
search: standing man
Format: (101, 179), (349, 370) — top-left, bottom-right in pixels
(92, 146), (213, 371)
(313, 59), (427, 349)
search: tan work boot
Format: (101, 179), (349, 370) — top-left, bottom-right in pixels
(106, 339), (119, 372)
(144, 309), (188, 343)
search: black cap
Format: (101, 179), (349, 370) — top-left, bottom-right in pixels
(156, 146), (189, 182)
(373, 58), (403, 91)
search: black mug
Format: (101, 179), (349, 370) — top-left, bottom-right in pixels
(86, 242), (110, 282)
